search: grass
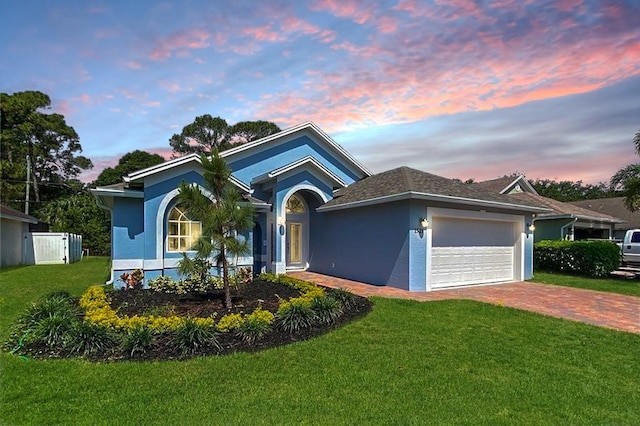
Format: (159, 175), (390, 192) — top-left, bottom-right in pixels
(532, 271), (640, 297)
(2, 259), (640, 424)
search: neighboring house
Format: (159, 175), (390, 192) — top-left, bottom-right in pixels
(92, 122), (548, 291)
(0, 204), (39, 268)
(475, 176), (624, 242)
(570, 197), (639, 239)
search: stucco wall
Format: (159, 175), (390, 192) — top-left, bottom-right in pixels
(1, 218), (27, 267)
(310, 200), (412, 289)
(227, 135), (363, 186)
(534, 218), (575, 242)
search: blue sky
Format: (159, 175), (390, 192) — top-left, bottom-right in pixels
(1, 0), (638, 184)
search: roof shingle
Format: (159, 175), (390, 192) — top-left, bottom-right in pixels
(321, 167), (547, 211)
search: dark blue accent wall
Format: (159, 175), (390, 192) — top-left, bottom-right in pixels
(310, 201), (411, 289)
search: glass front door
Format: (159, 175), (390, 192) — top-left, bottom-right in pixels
(287, 222), (302, 265)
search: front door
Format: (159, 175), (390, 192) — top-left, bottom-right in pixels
(287, 222), (303, 266)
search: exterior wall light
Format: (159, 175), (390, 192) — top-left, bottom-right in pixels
(526, 222), (535, 239)
(415, 217), (429, 237)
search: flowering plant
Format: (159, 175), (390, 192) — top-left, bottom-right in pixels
(119, 269), (144, 290)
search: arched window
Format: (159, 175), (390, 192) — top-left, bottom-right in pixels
(286, 194), (306, 214)
(167, 206), (201, 252)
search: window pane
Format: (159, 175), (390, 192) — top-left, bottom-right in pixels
(168, 237), (179, 251)
(167, 205), (201, 252)
(286, 195), (305, 213)
(169, 222), (179, 236)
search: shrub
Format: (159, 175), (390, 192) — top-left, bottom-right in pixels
(277, 299), (316, 333)
(120, 269), (144, 290)
(216, 313), (245, 332)
(534, 240), (621, 277)
(237, 308), (274, 344)
(19, 292), (78, 331)
(172, 318), (219, 355)
(32, 311), (77, 348)
(121, 326), (154, 356)
(331, 288), (357, 310)
(311, 296), (343, 325)
(147, 276), (223, 294)
(12, 292), (80, 348)
(68, 321), (116, 355)
(80, 286), (215, 332)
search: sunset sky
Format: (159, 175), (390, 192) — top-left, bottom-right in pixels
(1, 0), (638, 185)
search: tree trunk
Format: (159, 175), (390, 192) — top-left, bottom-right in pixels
(221, 245), (232, 309)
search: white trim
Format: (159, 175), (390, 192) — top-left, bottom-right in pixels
(278, 184), (330, 223)
(251, 156), (348, 188)
(112, 259), (144, 270)
(317, 191), (551, 213)
(220, 121), (371, 178)
(125, 153), (201, 182)
(500, 176), (538, 195)
(536, 213), (623, 224)
(90, 188), (144, 198)
(144, 259), (163, 269)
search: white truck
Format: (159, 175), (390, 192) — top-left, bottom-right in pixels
(618, 229), (640, 265)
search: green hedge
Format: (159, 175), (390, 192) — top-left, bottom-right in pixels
(534, 240), (621, 277)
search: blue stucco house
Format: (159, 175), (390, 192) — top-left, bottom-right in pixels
(92, 122), (549, 291)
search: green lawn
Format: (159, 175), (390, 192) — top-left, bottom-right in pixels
(532, 271), (640, 297)
(2, 259), (639, 425)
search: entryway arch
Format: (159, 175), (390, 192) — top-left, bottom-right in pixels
(279, 186), (328, 271)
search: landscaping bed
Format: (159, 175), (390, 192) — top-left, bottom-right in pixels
(6, 275), (372, 362)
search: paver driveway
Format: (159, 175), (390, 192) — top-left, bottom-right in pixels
(289, 271), (640, 334)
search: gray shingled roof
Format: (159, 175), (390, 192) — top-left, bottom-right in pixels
(570, 197), (638, 228)
(0, 204), (39, 223)
(474, 176), (517, 193)
(510, 193), (624, 223)
(320, 167), (548, 211)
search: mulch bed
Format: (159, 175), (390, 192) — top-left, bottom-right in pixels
(15, 279), (372, 362)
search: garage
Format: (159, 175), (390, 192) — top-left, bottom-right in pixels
(429, 215), (520, 289)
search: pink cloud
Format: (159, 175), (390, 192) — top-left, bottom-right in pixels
(124, 60), (143, 70)
(311, 0), (376, 24)
(149, 28), (211, 60)
(249, 2), (640, 135)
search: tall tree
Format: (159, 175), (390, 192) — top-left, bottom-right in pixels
(611, 129), (640, 211)
(530, 178), (615, 202)
(0, 91), (92, 212)
(169, 115), (230, 156)
(94, 150), (165, 186)
(177, 152), (254, 309)
(37, 192), (111, 256)
(169, 115), (280, 157)
(228, 120), (282, 145)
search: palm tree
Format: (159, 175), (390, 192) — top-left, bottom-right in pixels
(611, 130), (640, 212)
(177, 152), (255, 308)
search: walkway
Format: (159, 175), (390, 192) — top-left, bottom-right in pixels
(289, 271), (640, 334)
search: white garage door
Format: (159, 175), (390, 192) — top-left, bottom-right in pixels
(430, 217), (517, 289)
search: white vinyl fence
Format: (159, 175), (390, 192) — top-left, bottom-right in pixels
(23, 233), (83, 265)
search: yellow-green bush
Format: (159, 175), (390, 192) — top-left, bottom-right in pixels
(246, 307), (274, 324)
(79, 286), (214, 332)
(216, 313), (245, 332)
